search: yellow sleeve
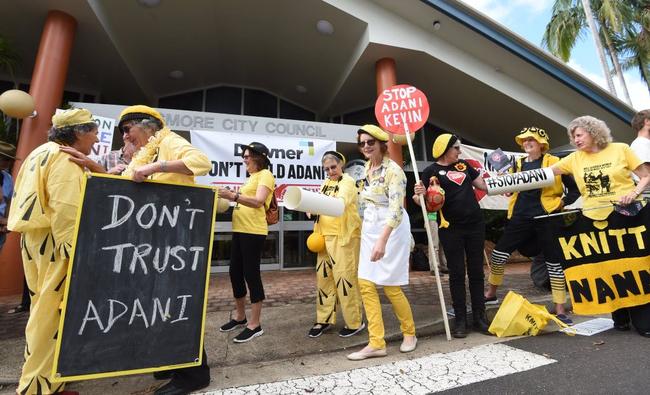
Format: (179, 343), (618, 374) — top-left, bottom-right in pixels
(555, 152), (575, 175)
(259, 170), (275, 206)
(47, 156), (84, 259)
(338, 175), (357, 206)
(169, 134), (211, 176)
(386, 164), (406, 228)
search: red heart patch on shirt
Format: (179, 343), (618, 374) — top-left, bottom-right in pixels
(446, 171), (466, 186)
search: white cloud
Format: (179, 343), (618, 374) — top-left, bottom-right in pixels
(567, 60), (650, 110)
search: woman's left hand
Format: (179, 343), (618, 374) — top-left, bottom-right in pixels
(370, 239), (386, 262)
(618, 191), (639, 206)
(132, 163), (158, 183)
(60, 146), (104, 172)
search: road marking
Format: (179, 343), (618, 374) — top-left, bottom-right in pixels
(199, 343), (555, 394)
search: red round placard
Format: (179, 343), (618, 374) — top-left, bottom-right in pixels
(374, 84), (429, 135)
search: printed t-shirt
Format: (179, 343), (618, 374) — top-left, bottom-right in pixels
(422, 159), (482, 226)
(232, 169), (275, 235)
(556, 143), (642, 220)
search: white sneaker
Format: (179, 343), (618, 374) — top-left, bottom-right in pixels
(400, 336), (417, 353)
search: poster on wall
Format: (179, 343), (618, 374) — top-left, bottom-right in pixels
(55, 109), (115, 161)
(190, 130), (336, 202)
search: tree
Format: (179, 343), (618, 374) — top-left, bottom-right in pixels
(611, 1), (650, 94)
(543, 0), (633, 105)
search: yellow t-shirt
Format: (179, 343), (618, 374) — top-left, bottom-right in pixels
(152, 131), (211, 184)
(232, 169), (275, 235)
(556, 142), (642, 220)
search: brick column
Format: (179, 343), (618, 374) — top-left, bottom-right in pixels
(0, 10), (77, 296)
(375, 58), (402, 167)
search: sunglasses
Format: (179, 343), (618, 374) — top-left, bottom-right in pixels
(120, 123), (134, 134)
(357, 139), (377, 147)
(242, 155), (250, 159)
(324, 165), (339, 172)
(452, 145), (461, 150)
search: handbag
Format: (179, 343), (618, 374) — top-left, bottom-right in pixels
(265, 190), (279, 225)
(488, 291), (573, 337)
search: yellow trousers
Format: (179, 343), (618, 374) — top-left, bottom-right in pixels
(316, 236), (362, 328)
(358, 279), (415, 349)
(18, 229), (68, 395)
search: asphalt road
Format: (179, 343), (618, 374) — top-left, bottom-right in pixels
(440, 329), (650, 395)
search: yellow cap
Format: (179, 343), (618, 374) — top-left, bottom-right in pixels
(322, 150), (346, 165)
(118, 105), (166, 128)
(357, 124), (389, 142)
(51, 108), (94, 128)
(432, 133), (458, 159)
(515, 127), (549, 152)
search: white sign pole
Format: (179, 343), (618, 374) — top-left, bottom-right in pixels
(404, 124), (451, 341)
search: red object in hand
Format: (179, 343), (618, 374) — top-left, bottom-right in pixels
(425, 176), (445, 212)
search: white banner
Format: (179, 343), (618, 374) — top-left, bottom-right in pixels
(459, 144), (525, 210)
(190, 130), (336, 203)
(55, 110), (116, 161)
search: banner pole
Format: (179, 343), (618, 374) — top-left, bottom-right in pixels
(404, 125), (452, 341)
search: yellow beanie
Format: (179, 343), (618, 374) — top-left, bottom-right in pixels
(118, 105), (166, 129)
(515, 126), (550, 152)
(357, 124), (389, 142)
(51, 108), (94, 128)
(432, 133), (458, 159)
(323, 150), (346, 165)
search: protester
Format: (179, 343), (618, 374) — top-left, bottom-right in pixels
(484, 127), (579, 324)
(630, 110), (650, 199)
(552, 115), (650, 337)
(0, 141), (15, 250)
(217, 142), (274, 344)
(347, 125), (416, 361)
(118, 105), (212, 395)
(414, 133), (489, 338)
(308, 151), (365, 338)
(7, 108), (98, 395)
(98, 139), (136, 174)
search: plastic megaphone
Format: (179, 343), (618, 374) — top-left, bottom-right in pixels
(425, 176), (445, 212)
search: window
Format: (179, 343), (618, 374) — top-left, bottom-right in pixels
(159, 91), (204, 111)
(205, 86), (242, 114)
(243, 89), (277, 118)
(279, 99), (314, 121)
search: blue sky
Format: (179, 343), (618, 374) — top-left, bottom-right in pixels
(460, 0), (650, 110)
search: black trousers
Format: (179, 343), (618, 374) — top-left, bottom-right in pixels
(439, 221), (486, 315)
(230, 232), (266, 303)
(493, 215), (560, 262)
(612, 303), (650, 334)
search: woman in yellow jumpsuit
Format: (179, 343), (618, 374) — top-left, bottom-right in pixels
(308, 151), (365, 338)
(8, 108), (99, 395)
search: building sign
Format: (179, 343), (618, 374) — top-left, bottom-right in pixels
(190, 130), (336, 201)
(74, 103), (359, 143)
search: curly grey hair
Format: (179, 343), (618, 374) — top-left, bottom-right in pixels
(321, 153), (343, 164)
(567, 115), (612, 150)
(48, 122), (98, 146)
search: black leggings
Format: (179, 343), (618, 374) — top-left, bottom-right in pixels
(230, 232), (266, 303)
(439, 222), (486, 314)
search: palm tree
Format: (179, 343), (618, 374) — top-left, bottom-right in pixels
(543, 0), (633, 104)
(612, 1), (650, 94)
(0, 34), (19, 84)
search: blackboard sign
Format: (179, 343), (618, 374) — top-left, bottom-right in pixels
(52, 174), (217, 381)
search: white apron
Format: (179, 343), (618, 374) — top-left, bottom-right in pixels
(358, 178), (411, 286)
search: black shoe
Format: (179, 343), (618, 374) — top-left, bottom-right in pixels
(154, 378), (210, 395)
(153, 370), (174, 380)
(219, 318), (247, 332)
(233, 326), (264, 343)
(614, 322), (631, 331)
(308, 323), (330, 338)
(484, 295), (499, 305)
(338, 322), (366, 338)
(452, 313), (467, 339)
(472, 310), (490, 334)
(638, 330), (650, 338)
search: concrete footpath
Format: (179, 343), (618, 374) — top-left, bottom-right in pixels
(0, 262), (557, 394)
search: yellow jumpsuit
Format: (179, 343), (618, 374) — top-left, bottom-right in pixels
(315, 174), (363, 328)
(8, 142), (85, 395)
